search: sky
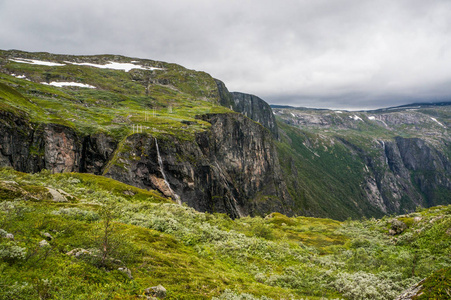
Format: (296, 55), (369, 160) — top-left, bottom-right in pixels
(1, 0), (451, 110)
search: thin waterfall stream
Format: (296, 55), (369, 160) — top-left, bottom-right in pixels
(155, 138), (182, 205)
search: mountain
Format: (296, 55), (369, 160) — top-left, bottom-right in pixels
(272, 105), (451, 219)
(0, 50), (292, 218)
(0, 50), (450, 299)
(0, 49), (450, 221)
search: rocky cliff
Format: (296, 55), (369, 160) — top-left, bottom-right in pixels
(274, 104), (451, 218)
(0, 109), (292, 217)
(215, 80), (278, 138)
(104, 113), (292, 217)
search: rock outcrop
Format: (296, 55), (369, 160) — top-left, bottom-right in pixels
(104, 113), (292, 217)
(215, 80), (278, 138)
(0, 110), (292, 218)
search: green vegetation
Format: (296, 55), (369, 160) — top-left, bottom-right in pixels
(276, 121), (383, 220)
(0, 167), (449, 299)
(0, 51), (230, 142)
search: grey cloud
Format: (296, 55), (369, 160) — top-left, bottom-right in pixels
(1, 0), (451, 109)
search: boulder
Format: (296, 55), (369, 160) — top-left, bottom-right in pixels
(390, 219), (407, 235)
(144, 285), (167, 299)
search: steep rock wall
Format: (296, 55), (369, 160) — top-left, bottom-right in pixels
(0, 111), (292, 218)
(351, 137), (451, 213)
(104, 113), (292, 217)
(215, 79), (278, 138)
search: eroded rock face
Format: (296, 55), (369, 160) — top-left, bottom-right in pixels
(104, 113), (293, 217)
(81, 133), (118, 174)
(215, 80), (279, 138)
(0, 104), (292, 218)
(230, 92), (279, 138)
(43, 124), (81, 173)
(348, 136), (451, 215)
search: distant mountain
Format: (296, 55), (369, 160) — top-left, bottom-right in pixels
(273, 103), (451, 219)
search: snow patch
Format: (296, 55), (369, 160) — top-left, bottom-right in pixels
(349, 115), (363, 121)
(335, 111), (343, 114)
(67, 61), (162, 72)
(430, 117), (445, 128)
(11, 74), (27, 79)
(10, 58), (65, 67)
(290, 112), (296, 117)
(368, 116), (376, 120)
(41, 82), (95, 88)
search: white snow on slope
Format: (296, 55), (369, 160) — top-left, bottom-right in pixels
(11, 74), (27, 79)
(335, 111), (343, 114)
(430, 117), (446, 128)
(10, 58), (65, 67)
(349, 115), (363, 121)
(41, 82), (95, 88)
(67, 61), (162, 72)
(368, 116), (376, 120)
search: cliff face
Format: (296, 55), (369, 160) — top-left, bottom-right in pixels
(215, 80), (278, 138)
(104, 113), (292, 217)
(0, 110), (292, 218)
(274, 105), (451, 218)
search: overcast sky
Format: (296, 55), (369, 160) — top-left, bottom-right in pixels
(1, 0), (451, 110)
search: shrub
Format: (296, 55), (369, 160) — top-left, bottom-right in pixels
(212, 289), (273, 300)
(51, 207), (100, 221)
(0, 243), (26, 262)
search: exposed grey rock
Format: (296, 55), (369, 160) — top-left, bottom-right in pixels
(39, 239), (50, 247)
(394, 278), (425, 300)
(231, 92), (279, 138)
(66, 248), (91, 257)
(104, 113), (293, 218)
(46, 187), (67, 202)
(214, 79), (278, 138)
(144, 285), (166, 299)
(390, 219), (407, 235)
(43, 124), (81, 173)
(42, 232), (53, 240)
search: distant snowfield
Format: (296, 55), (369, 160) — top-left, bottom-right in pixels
(368, 116), (376, 120)
(430, 117), (446, 128)
(10, 58), (66, 66)
(10, 58), (163, 72)
(67, 61), (162, 72)
(41, 82), (96, 88)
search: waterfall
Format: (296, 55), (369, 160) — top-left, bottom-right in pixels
(154, 138), (182, 205)
(379, 140), (389, 165)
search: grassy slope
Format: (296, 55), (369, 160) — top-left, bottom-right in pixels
(0, 168), (449, 299)
(276, 121), (384, 221)
(0, 50), (230, 141)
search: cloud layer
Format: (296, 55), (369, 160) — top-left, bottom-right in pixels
(1, 0), (451, 109)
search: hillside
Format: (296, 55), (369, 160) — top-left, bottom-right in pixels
(1, 50), (450, 221)
(0, 49), (450, 299)
(0, 50), (291, 218)
(0, 168), (449, 299)
(273, 104), (451, 220)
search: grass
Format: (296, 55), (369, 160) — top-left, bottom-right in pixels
(0, 51), (231, 142)
(0, 167), (449, 299)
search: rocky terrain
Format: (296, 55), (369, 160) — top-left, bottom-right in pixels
(273, 104), (451, 218)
